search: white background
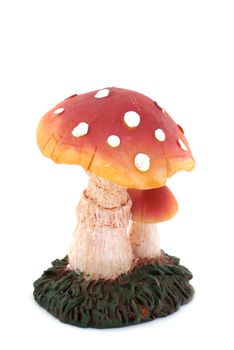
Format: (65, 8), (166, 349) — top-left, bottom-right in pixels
(0, 0), (233, 349)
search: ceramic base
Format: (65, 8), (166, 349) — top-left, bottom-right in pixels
(33, 252), (193, 328)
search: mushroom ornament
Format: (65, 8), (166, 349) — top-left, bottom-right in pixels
(34, 87), (195, 328)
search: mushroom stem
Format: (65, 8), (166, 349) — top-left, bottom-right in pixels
(129, 222), (161, 260)
(68, 174), (133, 279)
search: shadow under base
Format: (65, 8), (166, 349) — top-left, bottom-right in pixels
(33, 253), (194, 328)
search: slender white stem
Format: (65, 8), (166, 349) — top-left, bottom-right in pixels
(68, 174), (133, 279)
(129, 221), (161, 259)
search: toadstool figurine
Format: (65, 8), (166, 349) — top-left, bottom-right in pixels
(34, 87), (195, 328)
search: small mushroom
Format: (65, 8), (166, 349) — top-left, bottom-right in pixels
(128, 186), (178, 223)
(37, 87), (195, 278)
(128, 187), (178, 259)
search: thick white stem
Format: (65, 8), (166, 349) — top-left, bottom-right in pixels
(68, 174), (133, 279)
(129, 221), (161, 260)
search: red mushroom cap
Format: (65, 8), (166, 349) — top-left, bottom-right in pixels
(37, 87), (195, 189)
(128, 186), (178, 223)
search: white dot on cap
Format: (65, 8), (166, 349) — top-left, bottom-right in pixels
(124, 111), (141, 128)
(72, 122), (89, 137)
(107, 135), (120, 147)
(94, 89), (109, 98)
(54, 107), (64, 115)
(178, 139), (187, 151)
(134, 153), (150, 172)
(155, 128), (166, 141)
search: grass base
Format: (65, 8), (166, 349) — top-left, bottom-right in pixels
(33, 252), (194, 328)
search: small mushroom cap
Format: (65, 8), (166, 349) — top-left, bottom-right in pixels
(37, 87), (195, 189)
(128, 187), (178, 223)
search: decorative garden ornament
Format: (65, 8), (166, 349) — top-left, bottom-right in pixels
(34, 87), (195, 328)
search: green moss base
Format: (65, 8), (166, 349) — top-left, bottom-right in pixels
(33, 253), (194, 328)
